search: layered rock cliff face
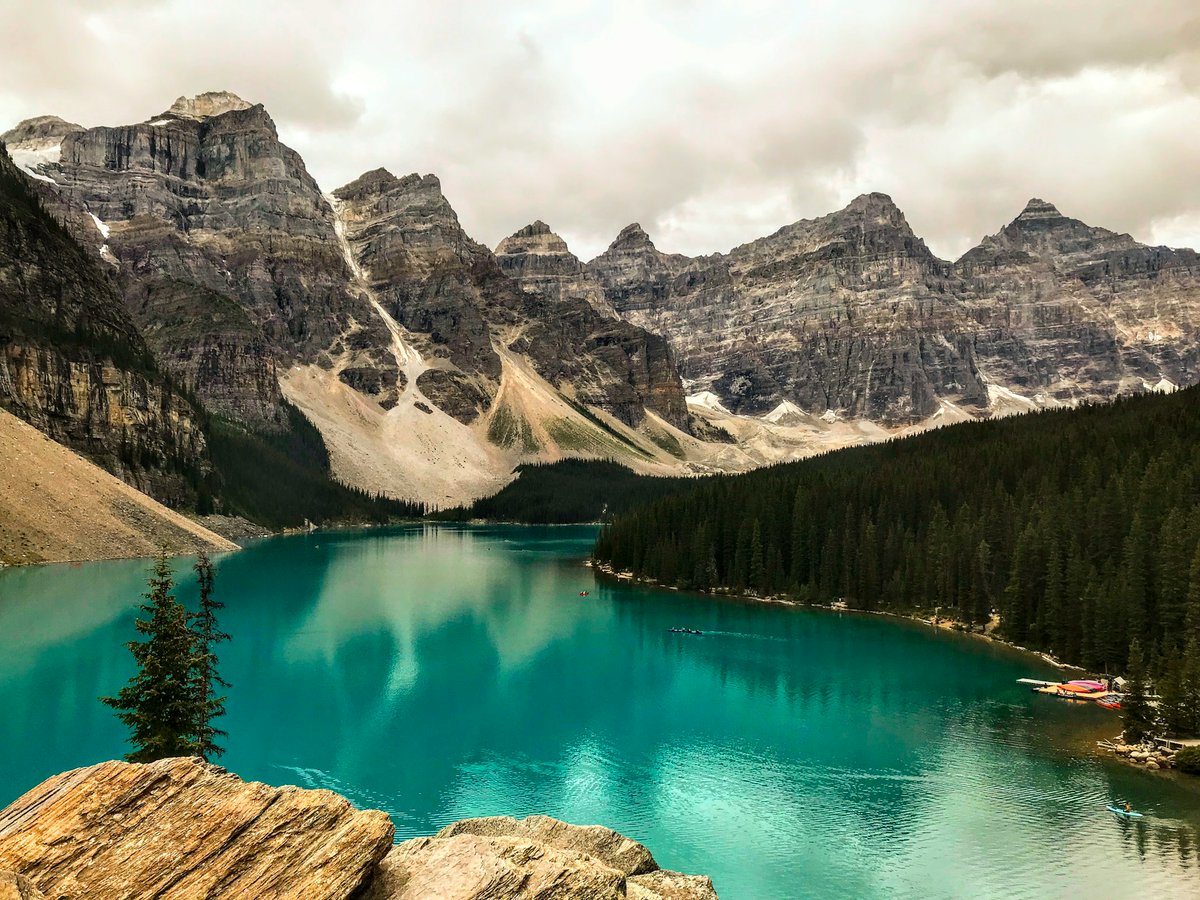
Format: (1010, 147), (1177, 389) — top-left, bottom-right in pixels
(3, 96), (378, 428)
(957, 199), (1199, 400)
(586, 195), (1197, 422)
(0, 143), (208, 504)
(334, 171), (689, 431)
(495, 220), (617, 317)
(5, 94), (691, 505)
(0, 758), (717, 900)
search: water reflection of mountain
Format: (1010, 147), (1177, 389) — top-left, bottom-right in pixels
(3, 527), (1200, 899)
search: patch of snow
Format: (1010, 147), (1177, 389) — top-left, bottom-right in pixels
(9, 142), (62, 184)
(146, 118), (176, 127)
(1147, 377), (1177, 394)
(763, 399), (806, 424)
(819, 409), (840, 423)
(87, 213), (110, 238)
(1146, 329), (1163, 343)
(20, 168), (57, 184)
(986, 382), (1039, 411)
(686, 391), (729, 414)
(931, 407), (944, 419)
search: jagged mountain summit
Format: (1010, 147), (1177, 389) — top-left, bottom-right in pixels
(583, 193), (1196, 423)
(2, 93), (696, 506)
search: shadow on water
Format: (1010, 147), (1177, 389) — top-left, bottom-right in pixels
(3, 524), (1200, 899)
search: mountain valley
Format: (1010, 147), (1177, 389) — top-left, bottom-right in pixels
(3, 91), (1197, 514)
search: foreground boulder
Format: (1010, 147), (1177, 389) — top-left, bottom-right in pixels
(0, 758), (395, 899)
(0, 761), (718, 899)
(364, 815), (717, 899)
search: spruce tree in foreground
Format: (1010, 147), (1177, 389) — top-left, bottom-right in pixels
(190, 551), (230, 760)
(102, 551), (200, 762)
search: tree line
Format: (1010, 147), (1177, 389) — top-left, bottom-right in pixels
(438, 459), (694, 523)
(594, 387), (1200, 735)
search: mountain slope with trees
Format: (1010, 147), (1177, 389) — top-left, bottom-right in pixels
(594, 386), (1200, 683)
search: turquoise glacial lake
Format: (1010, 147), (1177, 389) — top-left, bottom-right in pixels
(3, 525), (1200, 898)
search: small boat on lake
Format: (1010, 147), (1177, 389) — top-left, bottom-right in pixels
(669, 627), (703, 635)
(1022, 676), (1119, 707)
(1107, 804), (1143, 819)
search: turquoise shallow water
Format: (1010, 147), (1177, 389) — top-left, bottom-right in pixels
(3, 524), (1200, 898)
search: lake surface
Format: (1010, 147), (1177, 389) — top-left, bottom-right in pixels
(3, 525), (1200, 898)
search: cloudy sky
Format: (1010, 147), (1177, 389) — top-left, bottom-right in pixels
(2, 0), (1197, 260)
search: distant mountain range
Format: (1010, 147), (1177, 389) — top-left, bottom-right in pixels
(503, 193), (1196, 422)
(2, 91), (1196, 508)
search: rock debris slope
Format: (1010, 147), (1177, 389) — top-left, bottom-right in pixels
(0, 758), (717, 900)
(0, 407), (234, 565)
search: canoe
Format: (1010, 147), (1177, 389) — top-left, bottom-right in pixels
(1069, 680), (1107, 691)
(1107, 805), (1143, 818)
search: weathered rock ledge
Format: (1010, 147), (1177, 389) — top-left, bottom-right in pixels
(0, 758), (717, 899)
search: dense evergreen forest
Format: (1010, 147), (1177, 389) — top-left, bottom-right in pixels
(438, 459), (693, 523)
(595, 387), (1200, 687)
(207, 401), (423, 528)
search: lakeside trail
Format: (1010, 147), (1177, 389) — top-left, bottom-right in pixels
(0, 407), (236, 566)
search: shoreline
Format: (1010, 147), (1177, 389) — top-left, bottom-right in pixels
(586, 560), (1200, 781)
(586, 560), (1087, 672)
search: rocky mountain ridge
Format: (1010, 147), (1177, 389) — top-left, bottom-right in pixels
(5, 91), (1196, 509)
(4, 94), (692, 507)
(0, 757), (717, 899)
(582, 194), (1196, 423)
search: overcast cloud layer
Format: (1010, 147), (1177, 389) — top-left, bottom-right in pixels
(2, 0), (1198, 260)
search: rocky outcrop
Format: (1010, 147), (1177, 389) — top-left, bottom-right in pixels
(363, 815), (718, 900)
(0, 143), (209, 504)
(0, 760), (717, 900)
(0, 758), (395, 900)
(163, 91), (254, 120)
(956, 198), (1199, 400)
(495, 220), (617, 316)
(586, 194), (1199, 423)
(0, 870), (44, 900)
(335, 171), (690, 431)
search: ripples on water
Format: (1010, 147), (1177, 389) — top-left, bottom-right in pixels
(2, 524), (1200, 899)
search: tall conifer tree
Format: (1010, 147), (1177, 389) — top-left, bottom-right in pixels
(190, 551), (230, 761)
(102, 551), (201, 762)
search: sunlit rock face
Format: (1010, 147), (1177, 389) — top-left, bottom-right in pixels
(587, 195), (1199, 422)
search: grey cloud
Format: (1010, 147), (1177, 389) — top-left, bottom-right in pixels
(0, 0), (1197, 261)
